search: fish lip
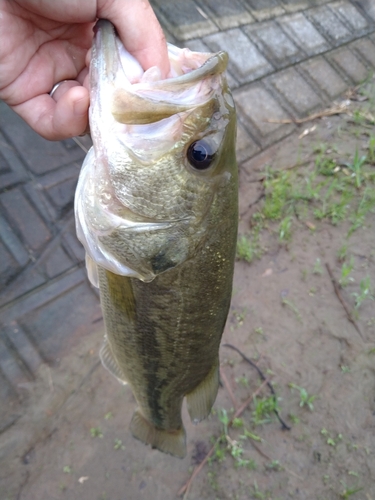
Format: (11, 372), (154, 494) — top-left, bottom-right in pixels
(92, 19), (228, 86)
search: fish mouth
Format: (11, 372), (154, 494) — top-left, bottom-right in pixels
(91, 19), (228, 125)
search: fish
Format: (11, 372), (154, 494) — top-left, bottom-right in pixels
(74, 19), (238, 458)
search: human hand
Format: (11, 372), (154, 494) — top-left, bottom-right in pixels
(0, 0), (169, 140)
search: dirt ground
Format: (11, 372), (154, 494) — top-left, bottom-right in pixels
(2, 81), (375, 500)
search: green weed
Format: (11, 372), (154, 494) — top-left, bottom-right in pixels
(279, 215), (292, 241)
(339, 257), (355, 287)
(90, 427), (103, 438)
(236, 231), (262, 263)
(252, 395), (279, 425)
(282, 298), (303, 323)
(114, 439), (125, 450)
(345, 148), (367, 189)
(313, 258), (323, 275)
(289, 383), (316, 411)
(352, 276), (374, 309)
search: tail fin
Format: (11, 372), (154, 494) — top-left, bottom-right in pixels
(130, 409), (186, 458)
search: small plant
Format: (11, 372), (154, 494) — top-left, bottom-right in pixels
(340, 484), (363, 499)
(352, 276), (374, 309)
(339, 257), (355, 286)
(90, 427), (103, 438)
(313, 258), (323, 275)
(345, 148), (367, 189)
(63, 465), (72, 474)
(337, 244), (348, 262)
(289, 383), (316, 411)
(104, 412), (113, 420)
(114, 438), (125, 450)
(282, 298), (303, 323)
(252, 395), (279, 425)
(236, 232), (262, 263)
(368, 135), (375, 163)
(279, 215), (292, 241)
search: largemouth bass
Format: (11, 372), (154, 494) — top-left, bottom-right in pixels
(75, 19), (238, 458)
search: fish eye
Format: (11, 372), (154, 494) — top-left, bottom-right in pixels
(187, 140), (215, 170)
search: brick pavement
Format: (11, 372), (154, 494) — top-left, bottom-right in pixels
(0, 0), (375, 425)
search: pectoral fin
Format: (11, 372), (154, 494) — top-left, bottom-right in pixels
(99, 337), (127, 385)
(130, 409), (186, 458)
(186, 359), (219, 424)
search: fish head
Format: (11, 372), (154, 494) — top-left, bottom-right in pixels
(75, 20), (237, 282)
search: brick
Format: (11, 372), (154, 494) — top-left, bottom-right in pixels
(269, 68), (323, 114)
(328, 48), (370, 84)
(0, 241), (18, 288)
(280, 0), (309, 13)
(203, 29), (273, 84)
(63, 224), (86, 264)
(184, 39), (210, 52)
(0, 102), (86, 175)
(44, 245), (73, 279)
(329, 1), (369, 33)
(0, 213), (29, 267)
(236, 122), (260, 163)
(244, 0), (285, 21)
(18, 277), (100, 359)
(278, 13), (330, 55)
(0, 337), (29, 384)
(0, 188), (51, 252)
(234, 85), (294, 147)
(306, 5), (353, 45)
(196, 0), (254, 29)
(3, 323), (44, 372)
(0, 131), (28, 191)
(244, 21), (303, 69)
(38, 163), (80, 217)
(151, 0), (217, 40)
(360, 1), (375, 21)
(352, 38), (375, 68)
(300, 57), (348, 98)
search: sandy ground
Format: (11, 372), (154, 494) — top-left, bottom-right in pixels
(2, 82), (375, 500)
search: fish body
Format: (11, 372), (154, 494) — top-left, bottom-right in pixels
(75, 20), (238, 457)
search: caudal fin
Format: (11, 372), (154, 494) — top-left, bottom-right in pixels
(130, 409), (186, 458)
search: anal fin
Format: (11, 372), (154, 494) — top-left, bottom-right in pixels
(130, 409), (186, 458)
(99, 337), (127, 385)
(186, 358), (219, 424)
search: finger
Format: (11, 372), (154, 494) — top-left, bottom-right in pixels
(12, 85), (89, 140)
(50, 80), (81, 101)
(98, 0), (170, 78)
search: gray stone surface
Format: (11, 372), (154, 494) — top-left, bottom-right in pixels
(234, 85), (295, 147)
(236, 121), (261, 163)
(244, 21), (303, 68)
(329, 1), (369, 33)
(269, 67), (324, 114)
(280, 0), (310, 13)
(151, 0), (217, 40)
(0, 102), (86, 174)
(203, 29), (274, 84)
(299, 56), (348, 97)
(278, 12), (330, 55)
(0, 188), (51, 253)
(306, 5), (353, 45)
(351, 38), (375, 68)
(243, 0), (285, 21)
(328, 47), (370, 83)
(196, 0), (254, 30)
